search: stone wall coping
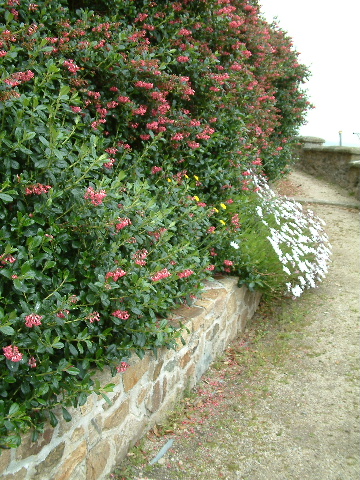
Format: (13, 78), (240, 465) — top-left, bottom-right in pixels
(302, 145), (360, 155)
(295, 136), (326, 144)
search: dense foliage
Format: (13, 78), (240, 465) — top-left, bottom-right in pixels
(0, 0), (318, 448)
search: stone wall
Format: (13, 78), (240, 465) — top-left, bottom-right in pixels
(294, 136), (360, 199)
(0, 277), (261, 480)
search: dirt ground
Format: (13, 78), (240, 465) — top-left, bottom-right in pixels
(112, 169), (360, 480)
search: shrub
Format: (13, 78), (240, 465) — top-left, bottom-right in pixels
(0, 0), (322, 449)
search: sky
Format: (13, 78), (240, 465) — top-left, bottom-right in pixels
(259, 0), (360, 147)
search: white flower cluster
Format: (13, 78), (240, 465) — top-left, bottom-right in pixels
(253, 174), (332, 298)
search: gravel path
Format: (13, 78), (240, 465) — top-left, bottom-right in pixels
(112, 170), (360, 480)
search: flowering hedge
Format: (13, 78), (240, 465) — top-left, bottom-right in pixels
(0, 0), (324, 449)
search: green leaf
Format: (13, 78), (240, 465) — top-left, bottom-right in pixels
(62, 407), (72, 422)
(64, 366), (80, 376)
(49, 411), (59, 427)
(0, 193), (13, 202)
(8, 403), (19, 416)
(0, 326), (15, 336)
(100, 392), (112, 405)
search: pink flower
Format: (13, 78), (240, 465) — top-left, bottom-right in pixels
(177, 56), (190, 63)
(25, 313), (43, 328)
(84, 187), (107, 206)
(187, 141), (200, 149)
(4, 70), (34, 87)
(134, 81), (154, 89)
(28, 356), (37, 368)
(177, 269), (194, 279)
(3, 345), (23, 362)
(171, 133), (184, 141)
(112, 310), (130, 320)
(105, 268), (127, 281)
(87, 311), (101, 323)
(103, 158), (116, 169)
(224, 260), (234, 266)
(57, 310), (69, 318)
(116, 361), (130, 373)
(71, 106), (82, 113)
(115, 217), (131, 230)
(151, 268), (171, 282)
(151, 166), (163, 174)
(25, 183), (52, 195)
(63, 59), (80, 74)
(1, 255), (16, 265)
(178, 28), (192, 36)
(132, 105), (147, 115)
(118, 95), (131, 103)
(206, 264), (215, 271)
(132, 249), (148, 266)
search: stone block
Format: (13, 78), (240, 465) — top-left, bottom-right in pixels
(0, 448), (11, 473)
(152, 359), (164, 381)
(33, 441), (66, 480)
(180, 350), (192, 368)
(103, 399), (130, 431)
(52, 441), (87, 480)
(16, 426), (54, 460)
(86, 440), (111, 480)
(88, 415), (103, 447)
(172, 305), (205, 321)
(123, 356), (150, 392)
(71, 426), (85, 444)
(137, 385), (151, 408)
(145, 380), (162, 413)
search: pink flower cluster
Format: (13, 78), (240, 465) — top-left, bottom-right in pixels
(25, 313), (43, 328)
(151, 166), (163, 174)
(84, 186), (107, 205)
(105, 268), (127, 281)
(25, 183), (52, 195)
(134, 81), (153, 89)
(63, 59), (81, 74)
(116, 361), (130, 373)
(177, 56), (190, 63)
(28, 356), (37, 368)
(177, 269), (194, 278)
(115, 217), (132, 231)
(4, 70), (34, 87)
(151, 268), (171, 282)
(3, 345), (23, 362)
(224, 259), (234, 266)
(112, 310), (130, 320)
(1, 254), (16, 265)
(132, 249), (148, 266)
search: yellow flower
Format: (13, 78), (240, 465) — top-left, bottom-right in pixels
(167, 178), (172, 182)
(194, 175), (199, 181)
(194, 195), (200, 202)
(219, 220), (226, 225)
(185, 174), (189, 178)
(213, 208), (219, 213)
(220, 203), (227, 209)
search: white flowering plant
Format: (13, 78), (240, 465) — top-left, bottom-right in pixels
(209, 173), (331, 298)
